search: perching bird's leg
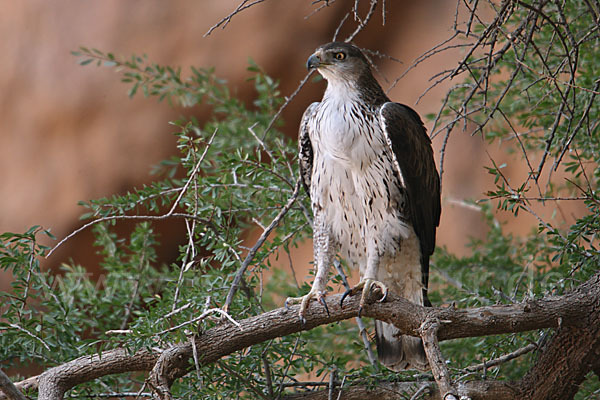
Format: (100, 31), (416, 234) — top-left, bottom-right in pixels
(341, 253), (388, 316)
(285, 211), (335, 323)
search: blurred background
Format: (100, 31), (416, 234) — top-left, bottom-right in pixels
(0, 1), (557, 289)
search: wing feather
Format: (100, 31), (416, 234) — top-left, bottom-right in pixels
(379, 102), (441, 297)
(298, 102), (319, 198)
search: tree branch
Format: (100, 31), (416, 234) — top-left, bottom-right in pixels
(280, 380), (519, 400)
(520, 274), (600, 400)
(0, 369), (27, 400)
(419, 318), (457, 399)
(36, 348), (157, 400)
(4, 271), (599, 400)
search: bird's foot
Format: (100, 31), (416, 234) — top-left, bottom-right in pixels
(340, 279), (388, 316)
(285, 288), (329, 324)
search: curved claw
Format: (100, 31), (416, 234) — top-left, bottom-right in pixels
(360, 279), (388, 308)
(341, 279), (389, 315)
(285, 289), (327, 323)
(318, 296), (330, 317)
(373, 281), (388, 303)
(340, 288), (352, 308)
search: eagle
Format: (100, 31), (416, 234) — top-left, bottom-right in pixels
(287, 42), (441, 370)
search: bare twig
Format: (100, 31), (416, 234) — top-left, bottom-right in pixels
(262, 354), (274, 398)
(7, 323), (51, 351)
(156, 307), (241, 335)
(464, 343), (537, 372)
(47, 129), (217, 259)
(66, 392), (153, 398)
(204, 0), (269, 37)
(345, 0), (378, 42)
(168, 128), (218, 215)
(276, 337), (301, 399)
(333, 259), (379, 370)
(46, 213), (210, 258)
(171, 219), (196, 311)
(223, 178), (302, 310)
(409, 383), (431, 400)
(262, 71), (314, 142)
(190, 333), (202, 380)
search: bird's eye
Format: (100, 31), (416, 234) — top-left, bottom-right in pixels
(334, 52), (346, 60)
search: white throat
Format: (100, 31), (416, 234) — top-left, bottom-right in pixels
(321, 75), (361, 105)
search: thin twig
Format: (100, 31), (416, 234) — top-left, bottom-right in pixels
(190, 334), (202, 380)
(66, 393), (153, 399)
(262, 71), (314, 141)
(7, 323), (51, 351)
(217, 361), (270, 400)
(47, 130), (218, 259)
(223, 178), (302, 311)
(409, 383), (431, 400)
(345, 0), (378, 42)
(172, 219), (197, 311)
(46, 213), (210, 258)
(262, 355), (274, 398)
(332, 12), (350, 42)
(156, 307), (241, 335)
(204, 0), (269, 37)
(464, 343), (537, 372)
(276, 336), (301, 399)
(168, 128), (218, 215)
(333, 260), (379, 370)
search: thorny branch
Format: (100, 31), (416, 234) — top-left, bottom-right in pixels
(413, 0), (600, 202)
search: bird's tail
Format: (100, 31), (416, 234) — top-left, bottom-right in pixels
(375, 320), (428, 371)
(375, 256), (430, 371)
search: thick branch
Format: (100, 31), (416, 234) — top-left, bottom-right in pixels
(280, 380), (519, 400)
(0, 369), (27, 400)
(520, 273), (600, 400)
(37, 349), (157, 400)
(5, 271), (599, 400)
(141, 284), (592, 396)
(419, 318), (457, 399)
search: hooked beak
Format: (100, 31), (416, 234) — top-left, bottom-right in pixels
(306, 53), (321, 70)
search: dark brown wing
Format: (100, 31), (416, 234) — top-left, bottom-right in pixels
(298, 102), (319, 197)
(379, 102), (441, 302)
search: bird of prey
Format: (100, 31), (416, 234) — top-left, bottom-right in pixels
(287, 42), (441, 370)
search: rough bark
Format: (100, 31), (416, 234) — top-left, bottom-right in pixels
(37, 349), (157, 400)
(419, 318), (457, 399)
(280, 381), (519, 400)
(0, 369), (27, 400)
(520, 272), (600, 400)
(3, 271), (599, 400)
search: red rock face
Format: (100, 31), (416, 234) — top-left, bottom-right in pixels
(0, 1), (585, 289)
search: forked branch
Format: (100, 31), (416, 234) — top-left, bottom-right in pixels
(3, 271), (598, 400)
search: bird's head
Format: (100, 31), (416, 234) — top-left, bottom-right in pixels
(306, 42), (371, 83)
